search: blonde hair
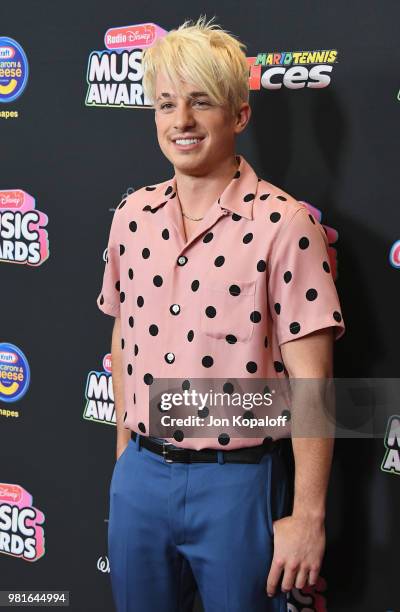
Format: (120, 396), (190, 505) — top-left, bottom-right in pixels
(142, 15), (249, 117)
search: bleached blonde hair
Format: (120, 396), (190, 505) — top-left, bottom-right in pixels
(142, 15), (249, 117)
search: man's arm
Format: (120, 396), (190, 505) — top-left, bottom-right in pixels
(111, 316), (131, 461)
(266, 326), (334, 597)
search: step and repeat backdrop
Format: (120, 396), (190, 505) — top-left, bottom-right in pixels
(1, 1), (399, 611)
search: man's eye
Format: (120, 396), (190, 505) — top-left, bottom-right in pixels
(194, 101), (209, 106)
(160, 103), (173, 110)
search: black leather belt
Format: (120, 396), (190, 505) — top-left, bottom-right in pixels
(131, 431), (281, 463)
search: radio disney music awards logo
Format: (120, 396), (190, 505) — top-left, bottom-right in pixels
(83, 354), (116, 425)
(287, 575), (328, 611)
(381, 415), (400, 476)
(97, 555), (110, 573)
(389, 240), (400, 269)
(0, 37), (29, 102)
(85, 22), (167, 109)
(247, 49), (338, 91)
(0, 190), (49, 266)
(0, 343), (30, 411)
(0, 483), (45, 562)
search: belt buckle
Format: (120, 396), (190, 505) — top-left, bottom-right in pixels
(162, 441), (174, 463)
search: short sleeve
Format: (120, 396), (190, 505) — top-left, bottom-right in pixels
(268, 205), (345, 346)
(96, 207), (121, 318)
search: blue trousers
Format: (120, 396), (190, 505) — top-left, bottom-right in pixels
(108, 435), (290, 612)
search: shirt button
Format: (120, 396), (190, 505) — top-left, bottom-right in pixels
(170, 304), (180, 315)
(165, 352), (175, 363)
(177, 255), (188, 266)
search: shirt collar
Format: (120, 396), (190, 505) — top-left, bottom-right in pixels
(143, 154), (259, 221)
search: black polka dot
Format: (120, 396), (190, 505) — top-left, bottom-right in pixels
(127, 363), (133, 375)
(165, 185), (173, 196)
(202, 355), (214, 368)
(246, 361), (257, 373)
(281, 409), (291, 421)
(274, 303), (281, 315)
(115, 280), (120, 292)
(133, 393), (136, 404)
(191, 280), (200, 291)
(153, 275), (163, 287)
(123, 411), (127, 421)
(223, 381), (234, 394)
(118, 199), (127, 209)
(137, 295), (144, 307)
(250, 311), (261, 323)
(299, 237), (309, 250)
(129, 220), (137, 232)
(308, 214), (315, 225)
(257, 260), (266, 272)
(99, 294), (104, 305)
(145, 186), (156, 191)
(290, 322), (301, 334)
(169, 192), (176, 199)
(144, 373), (153, 385)
(182, 379), (191, 391)
(333, 311), (342, 322)
(243, 410), (255, 420)
(203, 232), (214, 243)
(138, 422), (146, 433)
(187, 330), (194, 342)
(232, 213), (242, 221)
(198, 406), (209, 418)
(226, 334), (237, 344)
(120, 244), (125, 256)
(270, 212), (281, 223)
(218, 433), (230, 446)
(142, 205), (152, 211)
(260, 193), (270, 200)
(173, 430), (184, 442)
(229, 284), (241, 296)
(142, 248), (150, 259)
(129, 316), (134, 328)
(120, 291), (125, 303)
(234, 170), (240, 179)
(283, 271), (292, 283)
(243, 232), (253, 244)
(149, 324), (158, 336)
(162, 228), (169, 240)
(274, 361), (284, 373)
(276, 195), (287, 201)
(214, 255), (225, 267)
(243, 193), (255, 202)
(323, 261), (330, 273)
(134, 344), (138, 356)
(306, 288), (318, 301)
(121, 338), (125, 350)
(264, 336), (268, 348)
(205, 306), (216, 318)
(128, 268), (134, 279)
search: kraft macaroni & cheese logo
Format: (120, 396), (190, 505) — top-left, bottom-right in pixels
(0, 343), (30, 404)
(85, 23), (167, 109)
(0, 37), (29, 103)
(0, 483), (45, 561)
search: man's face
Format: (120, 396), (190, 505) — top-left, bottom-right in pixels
(154, 71), (249, 176)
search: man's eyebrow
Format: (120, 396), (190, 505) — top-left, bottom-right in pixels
(155, 91), (210, 102)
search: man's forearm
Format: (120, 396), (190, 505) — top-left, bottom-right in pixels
(111, 317), (130, 458)
(291, 436), (334, 521)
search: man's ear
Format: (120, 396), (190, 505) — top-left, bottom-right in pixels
(234, 103), (251, 135)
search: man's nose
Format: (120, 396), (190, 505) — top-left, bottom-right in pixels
(174, 103), (195, 130)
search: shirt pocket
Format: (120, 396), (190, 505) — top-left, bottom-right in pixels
(200, 279), (256, 343)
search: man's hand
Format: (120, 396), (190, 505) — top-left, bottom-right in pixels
(266, 514), (325, 597)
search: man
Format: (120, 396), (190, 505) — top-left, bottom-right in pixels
(96, 15), (345, 612)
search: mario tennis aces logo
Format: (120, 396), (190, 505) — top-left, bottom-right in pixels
(248, 50), (338, 90)
(85, 23), (167, 109)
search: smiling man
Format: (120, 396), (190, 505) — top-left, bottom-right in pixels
(97, 15), (346, 612)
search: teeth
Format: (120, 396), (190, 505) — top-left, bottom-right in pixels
(175, 138), (201, 145)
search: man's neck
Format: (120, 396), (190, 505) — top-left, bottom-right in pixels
(174, 155), (239, 217)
